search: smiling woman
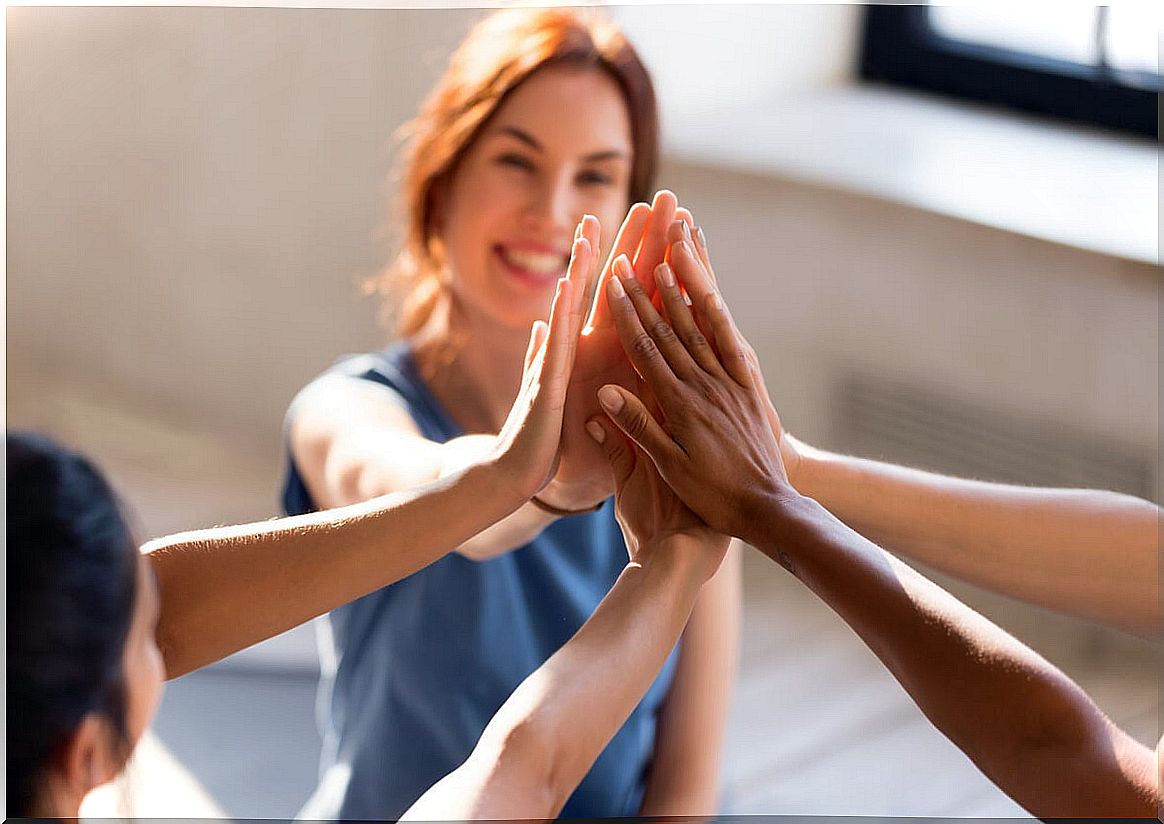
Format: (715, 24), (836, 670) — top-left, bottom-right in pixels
(281, 7), (738, 820)
(383, 7), (657, 346)
(436, 65), (633, 334)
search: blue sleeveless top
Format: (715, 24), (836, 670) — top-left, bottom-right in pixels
(283, 343), (680, 819)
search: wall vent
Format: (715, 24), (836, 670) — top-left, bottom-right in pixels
(833, 375), (1156, 501)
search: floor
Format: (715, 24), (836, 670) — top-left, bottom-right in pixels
(17, 381), (1158, 819)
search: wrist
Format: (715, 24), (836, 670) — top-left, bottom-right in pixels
(738, 481), (808, 548)
(538, 477), (608, 513)
(783, 434), (823, 498)
(486, 451), (540, 514)
(635, 531), (724, 585)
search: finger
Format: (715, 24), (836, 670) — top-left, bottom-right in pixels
(692, 224), (717, 286)
(586, 416), (635, 488)
(537, 278), (578, 404)
(574, 215), (601, 322)
(565, 234), (594, 327)
(669, 238), (720, 343)
(609, 256), (694, 385)
(659, 219), (695, 318)
(704, 292), (752, 387)
(632, 190), (678, 293)
(653, 262), (722, 377)
(596, 384), (678, 470)
(622, 262), (699, 379)
(673, 235), (746, 350)
(663, 218), (687, 265)
(588, 202), (651, 330)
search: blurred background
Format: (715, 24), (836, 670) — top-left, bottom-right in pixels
(6, 2), (1159, 817)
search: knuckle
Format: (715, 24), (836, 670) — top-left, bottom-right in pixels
(695, 377), (721, 405)
(630, 333), (658, 360)
(624, 276), (647, 300)
(624, 407), (650, 439)
(650, 319), (677, 344)
(679, 327), (709, 352)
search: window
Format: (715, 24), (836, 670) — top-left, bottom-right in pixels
(859, 5), (1160, 139)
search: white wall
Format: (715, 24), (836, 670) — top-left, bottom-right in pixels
(610, 3), (860, 130)
(7, 6), (478, 440)
(8, 6), (1158, 505)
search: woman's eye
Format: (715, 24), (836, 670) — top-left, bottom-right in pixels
(498, 153), (534, 172)
(578, 169), (613, 187)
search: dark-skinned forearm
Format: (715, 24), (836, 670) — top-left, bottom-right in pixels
(742, 492), (1156, 817)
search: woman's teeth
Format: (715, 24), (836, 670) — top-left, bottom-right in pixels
(500, 248), (565, 277)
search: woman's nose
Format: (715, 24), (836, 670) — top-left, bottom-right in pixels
(527, 173), (579, 237)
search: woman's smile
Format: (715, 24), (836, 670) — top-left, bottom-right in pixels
(493, 242), (571, 288)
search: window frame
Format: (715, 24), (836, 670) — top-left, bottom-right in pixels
(858, 4), (1159, 139)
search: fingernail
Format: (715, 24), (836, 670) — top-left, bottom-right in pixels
(681, 221), (693, 242)
(574, 221), (583, 240)
(656, 263), (675, 289)
(598, 385), (625, 413)
(585, 419), (606, 444)
(696, 226), (708, 249)
(608, 275), (625, 299)
(613, 253), (633, 277)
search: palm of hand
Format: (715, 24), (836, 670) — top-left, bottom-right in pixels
(548, 192), (676, 507)
(554, 324), (640, 504)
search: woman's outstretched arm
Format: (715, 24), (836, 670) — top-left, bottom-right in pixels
(146, 252), (589, 679)
(785, 439), (1158, 638)
(402, 391), (730, 819)
(595, 247), (1157, 818)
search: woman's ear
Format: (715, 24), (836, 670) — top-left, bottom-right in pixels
(60, 713), (123, 801)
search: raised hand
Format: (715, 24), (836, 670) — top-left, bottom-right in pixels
(594, 240), (796, 542)
(654, 227), (805, 486)
(537, 191), (682, 510)
(586, 414), (728, 579)
(493, 228), (594, 501)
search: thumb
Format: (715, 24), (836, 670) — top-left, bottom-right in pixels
(586, 416), (635, 487)
(596, 384), (676, 469)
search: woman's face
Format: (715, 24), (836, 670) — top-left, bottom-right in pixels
(438, 65), (634, 334)
(61, 555), (164, 814)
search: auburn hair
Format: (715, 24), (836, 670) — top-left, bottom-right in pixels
(376, 7), (659, 338)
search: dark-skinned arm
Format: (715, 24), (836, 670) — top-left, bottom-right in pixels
(593, 239), (1157, 818)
